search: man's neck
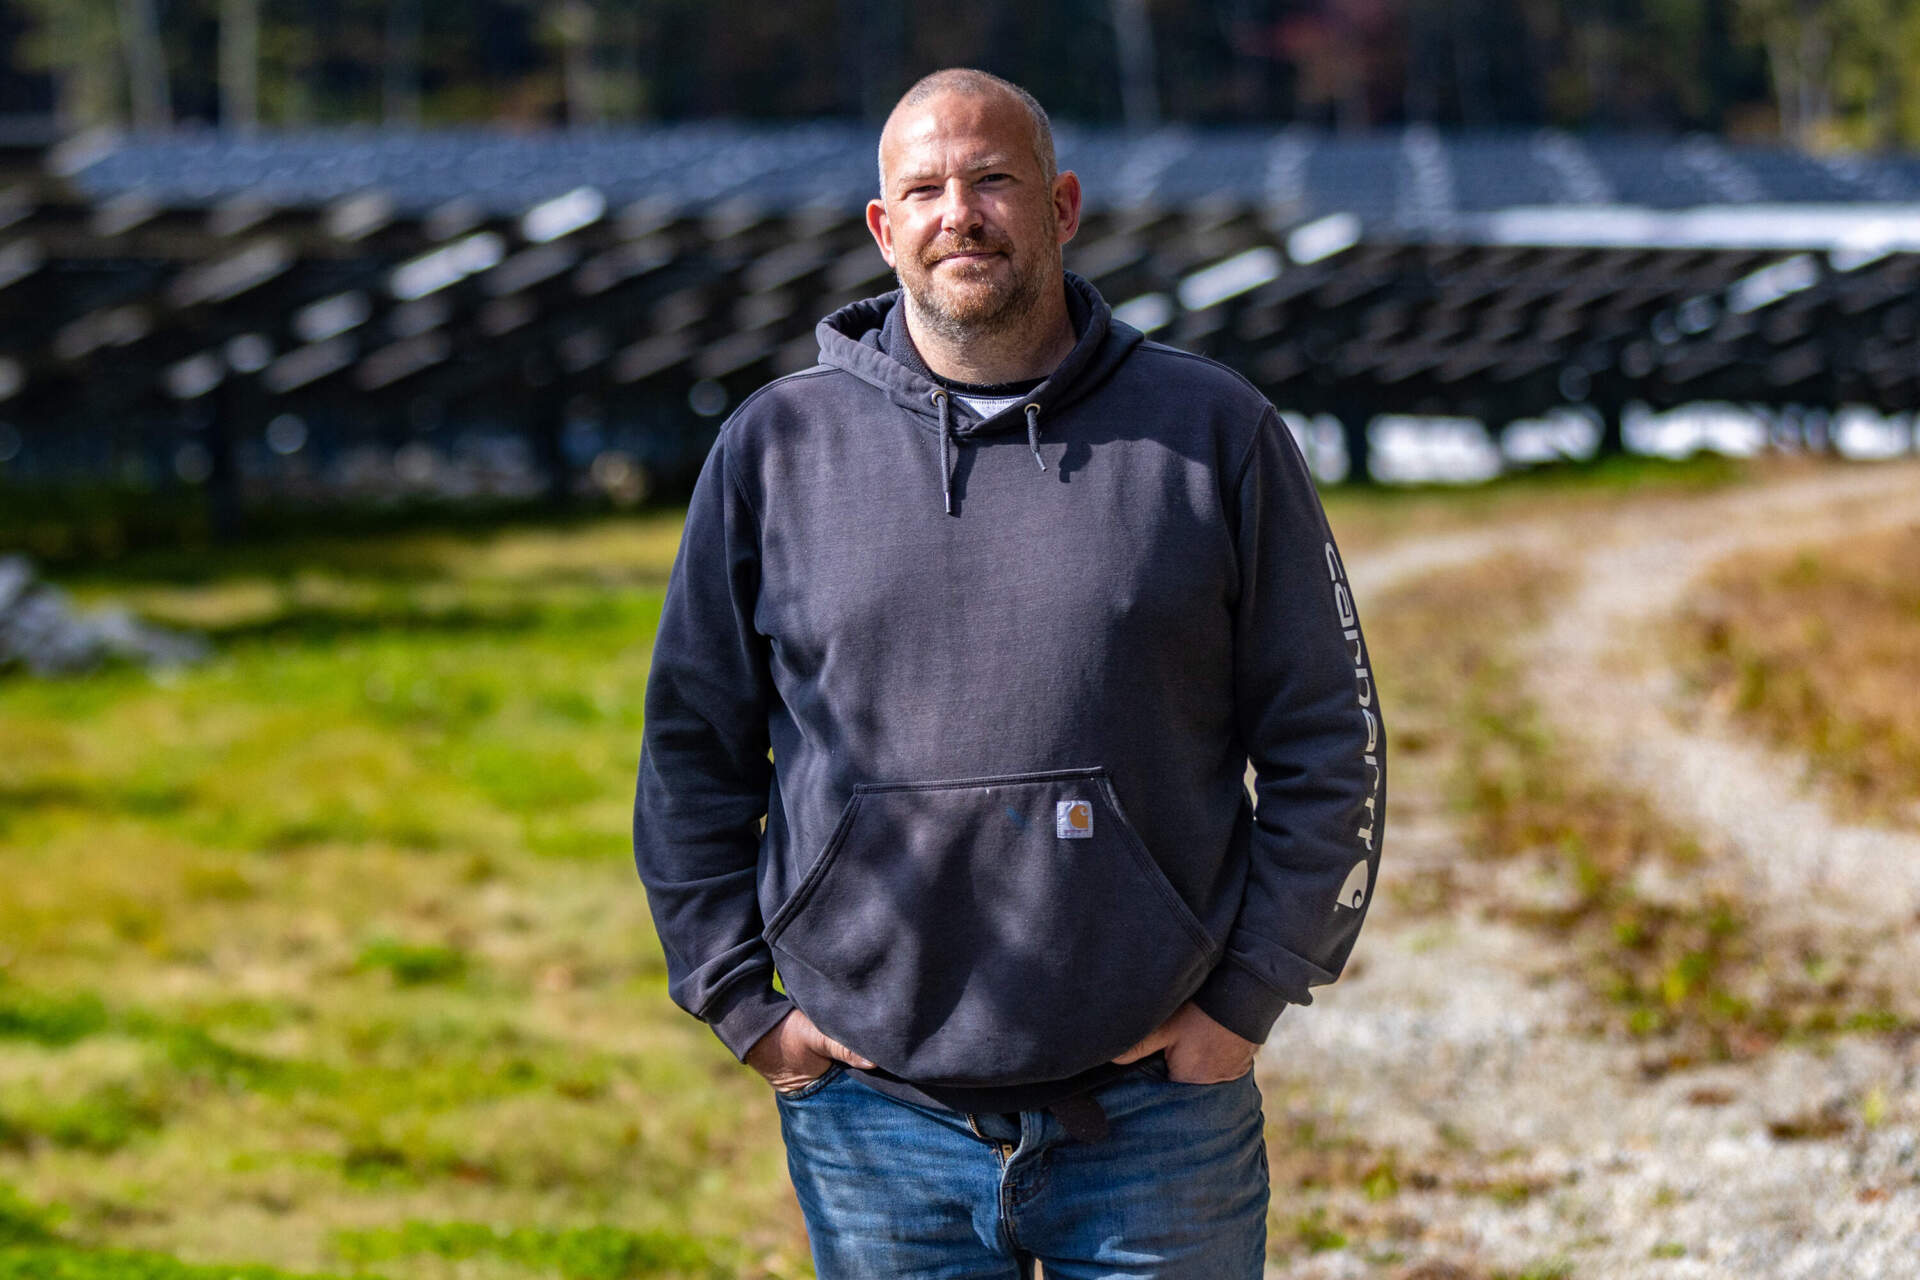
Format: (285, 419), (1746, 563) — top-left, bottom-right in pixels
(902, 282), (1078, 386)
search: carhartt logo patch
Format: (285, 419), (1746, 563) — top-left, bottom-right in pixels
(1334, 859), (1370, 913)
(1056, 800), (1093, 839)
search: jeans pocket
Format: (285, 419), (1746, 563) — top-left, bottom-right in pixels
(1136, 1055), (1254, 1087)
(774, 1061), (847, 1102)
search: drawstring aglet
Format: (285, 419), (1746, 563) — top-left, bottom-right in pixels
(1025, 403), (1046, 472)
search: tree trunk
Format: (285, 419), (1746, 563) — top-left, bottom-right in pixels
(1797, 5), (1831, 142)
(560, 0), (598, 126)
(1871, 37), (1897, 149)
(1586, 18), (1618, 127)
(608, 3), (643, 120)
(1404, 0), (1439, 123)
(219, 0), (258, 131)
(1111, 0), (1159, 129)
(116, 0), (171, 130)
(1450, 0), (1493, 127)
(384, 0), (422, 126)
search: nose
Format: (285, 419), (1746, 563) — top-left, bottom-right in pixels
(937, 179), (984, 237)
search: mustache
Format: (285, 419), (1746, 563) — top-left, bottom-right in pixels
(920, 236), (1012, 267)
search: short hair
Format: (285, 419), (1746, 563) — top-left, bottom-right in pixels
(877, 68), (1058, 195)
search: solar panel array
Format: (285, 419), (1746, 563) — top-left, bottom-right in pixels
(2, 123), (1917, 508)
(1199, 240), (1919, 431)
(59, 124), (1920, 222)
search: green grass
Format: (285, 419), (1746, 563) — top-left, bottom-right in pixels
(334, 1221), (723, 1279)
(1494, 1265), (1574, 1280)
(0, 481), (690, 572)
(0, 1252), (311, 1279)
(0, 1182), (381, 1278)
(355, 941), (470, 988)
(0, 1246), (379, 1279)
(0, 511), (809, 1278)
(0, 457), (1872, 1278)
(1289, 1206), (1349, 1253)
(0, 987), (112, 1047)
(0, 1183), (57, 1244)
(1320, 451), (1750, 554)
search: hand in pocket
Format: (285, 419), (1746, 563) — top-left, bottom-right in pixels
(746, 1009), (875, 1095)
(1112, 1001), (1256, 1084)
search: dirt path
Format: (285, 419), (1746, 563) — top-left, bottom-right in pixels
(1264, 460), (1920, 1280)
(1533, 460), (1920, 924)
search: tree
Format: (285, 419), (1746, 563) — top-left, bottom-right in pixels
(1732, 0), (1920, 147)
(384, 0), (421, 125)
(1111, 0), (1160, 127)
(14, 0), (124, 129)
(549, 0), (597, 125)
(220, 0), (259, 129)
(117, 0), (173, 129)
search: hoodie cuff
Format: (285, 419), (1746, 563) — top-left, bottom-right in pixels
(705, 982), (796, 1063)
(1191, 959), (1290, 1046)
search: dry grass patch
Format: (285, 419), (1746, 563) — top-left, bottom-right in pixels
(1255, 1072), (1582, 1272)
(1675, 520), (1920, 827)
(1367, 554), (1911, 1063)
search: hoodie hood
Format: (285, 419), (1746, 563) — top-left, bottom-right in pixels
(815, 271), (1145, 513)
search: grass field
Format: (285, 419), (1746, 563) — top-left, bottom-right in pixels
(2, 512), (806, 1278)
(4, 452), (1878, 1279)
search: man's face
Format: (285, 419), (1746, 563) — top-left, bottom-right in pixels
(866, 91), (1080, 343)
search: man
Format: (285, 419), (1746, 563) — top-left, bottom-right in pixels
(633, 68), (1384, 1278)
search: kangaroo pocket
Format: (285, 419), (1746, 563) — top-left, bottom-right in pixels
(763, 766), (1218, 1088)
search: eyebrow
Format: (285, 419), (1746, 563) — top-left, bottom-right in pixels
(894, 154), (1018, 188)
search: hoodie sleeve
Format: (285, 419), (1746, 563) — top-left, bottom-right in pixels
(1189, 405), (1385, 1046)
(632, 426), (794, 1062)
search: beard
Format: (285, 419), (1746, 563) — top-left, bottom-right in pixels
(898, 231), (1057, 344)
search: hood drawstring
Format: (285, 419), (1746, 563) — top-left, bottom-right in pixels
(927, 391), (1045, 513)
(1025, 403), (1045, 472)
(931, 389), (955, 515)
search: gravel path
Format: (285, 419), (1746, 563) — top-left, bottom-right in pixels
(1534, 460), (1920, 925)
(1263, 460), (1920, 1280)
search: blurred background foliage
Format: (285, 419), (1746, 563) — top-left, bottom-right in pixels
(3, 0), (1920, 147)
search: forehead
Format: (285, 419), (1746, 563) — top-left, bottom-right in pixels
(881, 91), (1038, 179)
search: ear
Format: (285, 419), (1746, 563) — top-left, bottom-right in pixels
(1051, 170), (1083, 246)
(865, 198), (896, 268)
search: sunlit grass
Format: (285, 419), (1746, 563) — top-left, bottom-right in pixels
(1319, 451), (1749, 554)
(334, 1220), (723, 1279)
(1, 513), (809, 1278)
(0, 458), (1891, 1279)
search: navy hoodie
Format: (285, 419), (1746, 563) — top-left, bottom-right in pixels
(633, 271), (1384, 1114)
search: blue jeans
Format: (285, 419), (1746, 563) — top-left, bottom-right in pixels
(774, 1060), (1269, 1279)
